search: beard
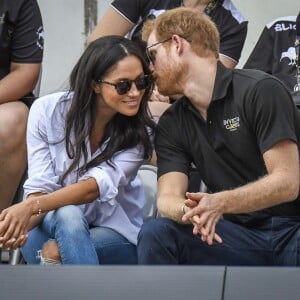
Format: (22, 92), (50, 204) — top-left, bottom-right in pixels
(155, 60), (187, 97)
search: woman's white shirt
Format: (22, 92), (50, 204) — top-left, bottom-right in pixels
(24, 92), (146, 244)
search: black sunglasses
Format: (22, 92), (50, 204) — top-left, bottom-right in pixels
(146, 38), (172, 64)
(98, 75), (153, 95)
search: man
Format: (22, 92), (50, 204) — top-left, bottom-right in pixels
(137, 7), (300, 265)
(244, 11), (300, 93)
(0, 0), (44, 212)
(89, 0), (248, 69)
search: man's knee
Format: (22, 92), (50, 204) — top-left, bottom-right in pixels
(138, 218), (173, 244)
(0, 102), (28, 143)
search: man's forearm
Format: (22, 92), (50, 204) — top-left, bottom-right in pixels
(157, 194), (189, 224)
(220, 174), (298, 215)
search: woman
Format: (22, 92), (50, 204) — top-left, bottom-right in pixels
(0, 36), (155, 264)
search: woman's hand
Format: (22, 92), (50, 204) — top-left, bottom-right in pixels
(0, 201), (33, 249)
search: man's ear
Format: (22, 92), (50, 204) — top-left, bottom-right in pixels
(172, 34), (184, 56)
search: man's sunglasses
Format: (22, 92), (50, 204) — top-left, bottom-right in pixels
(146, 38), (172, 64)
(98, 75), (153, 95)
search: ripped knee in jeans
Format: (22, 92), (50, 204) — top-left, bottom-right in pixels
(37, 240), (62, 265)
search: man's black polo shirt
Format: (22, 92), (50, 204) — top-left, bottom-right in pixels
(155, 62), (300, 225)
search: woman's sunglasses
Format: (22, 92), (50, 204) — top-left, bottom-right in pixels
(98, 75), (153, 95)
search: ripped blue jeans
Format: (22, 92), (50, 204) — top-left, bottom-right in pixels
(21, 205), (137, 265)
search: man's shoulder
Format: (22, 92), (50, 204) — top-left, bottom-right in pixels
(0, 0), (28, 17)
(157, 98), (189, 128)
(266, 15), (297, 30)
(231, 68), (287, 101)
(233, 68), (274, 84)
(219, 0), (247, 24)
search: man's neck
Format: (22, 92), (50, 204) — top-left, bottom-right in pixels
(183, 58), (218, 120)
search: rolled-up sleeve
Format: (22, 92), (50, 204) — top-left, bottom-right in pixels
(78, 144), (146, 229)
(80, 145), (145, 205)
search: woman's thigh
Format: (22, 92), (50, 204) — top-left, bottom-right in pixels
(90, 227), (137, 264)
(22, 207), (98, 264)
(21, 211), (55, 264)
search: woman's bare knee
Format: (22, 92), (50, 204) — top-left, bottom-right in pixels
(41, 240), (62, 262)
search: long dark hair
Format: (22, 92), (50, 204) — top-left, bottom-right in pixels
(60, 36), (155, 180)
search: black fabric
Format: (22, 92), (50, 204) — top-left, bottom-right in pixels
(244, 15), (297, 92)
(0, 0), (43, 80)
(111, 0), (248, 62)
(155, 62), (300, 225)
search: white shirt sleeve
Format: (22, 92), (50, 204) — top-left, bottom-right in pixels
(80, 145), (145, 205)
(23, 94), (64, 198)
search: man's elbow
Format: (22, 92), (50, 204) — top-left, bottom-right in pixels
(285, 178), (300, 202)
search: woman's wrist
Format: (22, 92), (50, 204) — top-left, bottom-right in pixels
(27, 196), (44, 216)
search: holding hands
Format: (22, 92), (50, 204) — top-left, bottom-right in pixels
(0, 201), (32, 249)
(182, 192), (223, 245)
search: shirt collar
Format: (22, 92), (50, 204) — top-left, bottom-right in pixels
(211, 61), (233, 102)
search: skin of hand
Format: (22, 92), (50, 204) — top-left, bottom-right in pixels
(183, 192), (223, 245)
(148, 101), (171, 120)
(0, 200), (33, 249)
(150, 85), (170, 102)
(157, 172), (222, 244)
(0, 178), (99, 249)
(0, 192), (47, 249)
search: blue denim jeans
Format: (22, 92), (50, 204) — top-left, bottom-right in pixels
(137, 217), (300, 265)
(21, 205), (137, 265)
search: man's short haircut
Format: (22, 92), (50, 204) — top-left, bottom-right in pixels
(142, 7), (220, 58)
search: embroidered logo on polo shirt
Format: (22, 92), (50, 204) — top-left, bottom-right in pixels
(223, 117), (240, 131)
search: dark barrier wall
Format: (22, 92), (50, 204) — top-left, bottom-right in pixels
(1, 265), (300, 300)
(224, 266), (300, 300)
(0, 265), (225, 300)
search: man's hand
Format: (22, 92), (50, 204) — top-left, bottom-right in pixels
(150, 85), (170, 102)
(182, 192), (223, 245)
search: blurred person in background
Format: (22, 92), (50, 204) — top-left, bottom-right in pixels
(0, 0), (43, 213)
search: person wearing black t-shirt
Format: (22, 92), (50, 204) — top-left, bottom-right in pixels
(89, 0), (247, 70)
(0, 0), (44, 212)
(137, 7), (300, 266)
(244, 12), (300, 93)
